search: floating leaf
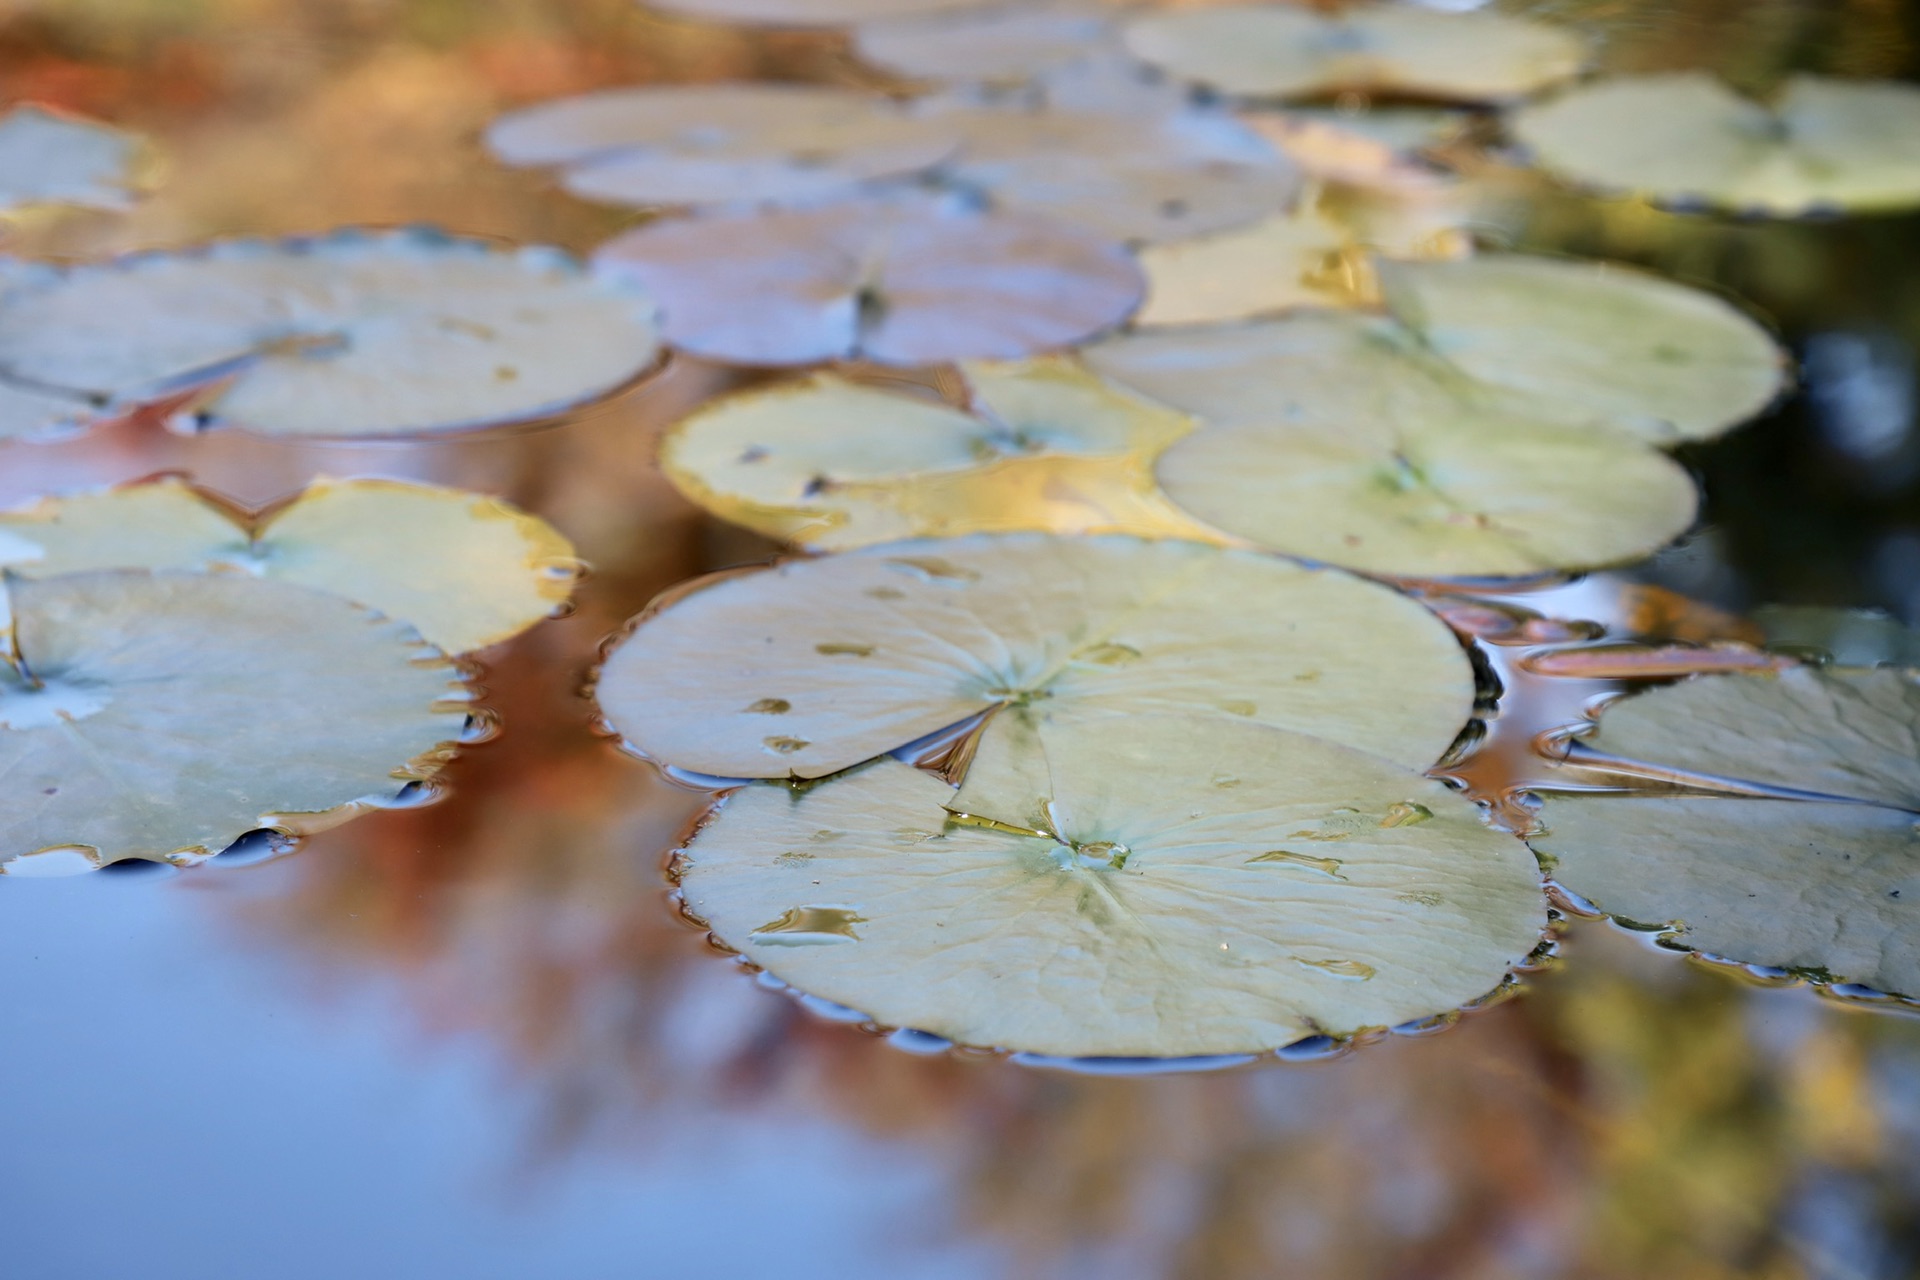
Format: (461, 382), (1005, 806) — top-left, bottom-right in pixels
(592, 194), (1141, 366)
(1123, 4), (1587, 104)
(1241, 107), (1468, 187)
(0, 476), (577, 654)
(0, 227), (660, 438)
(595, 532), (1475, 779)
(1511, 73), (1920, 217)
(1754, 605), (1920, 667)
(1531, 667), (1920, 998)
(661, 358), (1211, 547)
(1134, 206), (1383, 326)
(486, 84), (958, 207)
(0, 105), (152, 216)
(678, 714), (1546, 1057)
(0, 570), (469, 870)
(645, 0), (986, 26)
(855, 2), (1118, 82)
(1087, 253), (1786, 445)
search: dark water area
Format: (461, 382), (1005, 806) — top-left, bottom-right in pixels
(5, 2), (1920, 1278)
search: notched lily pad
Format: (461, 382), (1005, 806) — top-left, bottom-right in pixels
(595, 532), (1475, 779)
(1531, 667), (1920, 999)
(0, 105), (153, 217)
(0, 570), (470, 871)
(1123, 4), (1587, 104)
(0, 227), (661, 439)
(593, 194), (1142, 366)
(0, 476), (578, 654)
(486, 84), (958, 207)
(1134, 205), (1400, 327)
(678, 714), (1547, 1057)
(1512, 72), (1920, 217)
(660, 357), (1213, 548)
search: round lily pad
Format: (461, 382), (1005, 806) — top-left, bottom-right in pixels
(678, 714), (1547, 1057)
(594, 532), (1475, 779)
(592, 194), (1143, 366)
(660, 358), (1211, 548)
(854, 2), (1118, 83)
(0, 476), (578, 654)
(1531, 667), (1920, 998)
(1122, 4), (1588, 104)
(645, 0), (985, 26)
(486, 84), (958, 208)
(0, 227), (661, 438)
(0, 570), (470, 870)
(0, 105), (152, 216)
(1511, 73), (1920, 217)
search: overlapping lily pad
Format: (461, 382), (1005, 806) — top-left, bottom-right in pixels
(1511, 73), (1920, 217)
(0, 105), (153, 217)
(595, 533), (1475, 779)
(0, 570), (470, 870)
(0, 476), (578, 654)
(486, 84), (958, 207)
(661, 358), (1212, 547)
(0, 227), (661, 439)
(677, 714), (1547, 1057)
(1123, 4), (1587, 104)
(1133, 206), (1387, 327)
(593, 194), (1142, 366)
(1530, 667), (1920, 999)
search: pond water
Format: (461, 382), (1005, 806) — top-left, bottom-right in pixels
(4, 1), (1920, 1277)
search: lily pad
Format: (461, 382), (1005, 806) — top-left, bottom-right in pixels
(677, 714), (1547, 1057)
(592, 194), (1142, 366)
(1753, 605), (1920, 667)
(1123, 4), (1588, 104)
(485, 84), (958, 208)
(660, 357), (1212, 548)
(594, 532), (1475, 779)
(1087, 253), (1786, 445)
(1242, 107), (1469, 186)
(0, 476), (578, 655)
(854, 2), (1118, 83)
(0, 227), (661, 438)
(1511, 73), (1920, 217)
(1134, 206), (1384, 326)
(0, 570), (470, 870)
(645, 0), (986, 26)
(1530, 667), (1920, 998)
(0, 105), (152, 216)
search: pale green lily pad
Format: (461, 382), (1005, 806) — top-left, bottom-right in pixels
(485, 84), (958, 207)
(0, 476), (578, 654)
(0, 105), (152, 216)
(855, 2), (1118, 82)
(659, 358), (1212, 548)
(0, 570), (470, 870)
(1511, 73), (1920, 217)
(0, 227), (660, 438)
(678, 714), (1547, 1057)
(594, 532), (1475, 779)
(1123, 4), (1587, 104)
(1134, 206), (1384, 326)
(1531, 667), (1920, 998)
(1089, 254), (1785, 446)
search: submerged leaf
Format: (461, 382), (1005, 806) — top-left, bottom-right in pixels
(0, 105), (152, 216)
(0, 571), (468, 869)
(593, 194), (1142, 366)
(1531, 667), (1920, 998)
(486, 84), (958, 207)
(1754, 605), (1920, 668)
(1512, 73), (1920, 217)
(660, 358), (1212, 547)
(595, 532), (1475, 779)
(1123, 4), (1587, 104)
(0, 227), (660, 438)
(679, 714), (1547, 1057)
(0, 476), (577, 654)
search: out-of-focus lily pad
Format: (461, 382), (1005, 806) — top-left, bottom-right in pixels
(645, 0), (985, 26)
(0, 476), (578, 655)
(1133, 205), (1393, 327)
(1088, 253), (1786, 445)
(0, 105), (152, 216)
(661, 358), (1212, 547)
(1123, 4), (1587, 104)
(1511, 73), (1920, 217)
(0, 570), (469, 870)
(1754, 605), (1920, 667)
(1531, 667), (1920, 998)
(592, 194), (1142, 366)
(678, 714), (1547, 1057)
(595, 532), (1475, 779)
(485, 84), (958, 207)
(1152, 410), (1699, 578)
(1242, 107), (1469, 186)
(855, 1), (1118, 82)
(0, 227), (661, 438)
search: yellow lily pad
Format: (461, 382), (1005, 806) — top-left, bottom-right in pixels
(1134, 205), (1387, 327)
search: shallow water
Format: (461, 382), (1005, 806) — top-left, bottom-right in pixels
(4, 2), (1920, 1277)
